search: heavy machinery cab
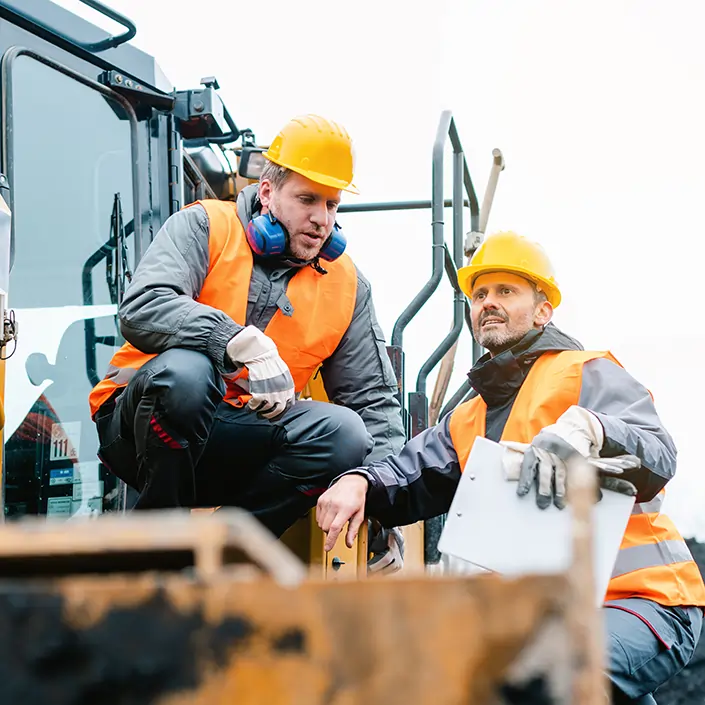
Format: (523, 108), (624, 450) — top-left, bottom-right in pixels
(0, 0), (261, 521)
(0, 0), (493, 576)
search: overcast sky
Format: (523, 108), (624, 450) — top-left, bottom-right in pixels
(56, 0), (705, 538)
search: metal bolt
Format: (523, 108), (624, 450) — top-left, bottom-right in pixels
(193, 100), (205, 113)
(115, 74), (123, 84)
(331, 557), (345, 571)
(125, 79), (133, 88)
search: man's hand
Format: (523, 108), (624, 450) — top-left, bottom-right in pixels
(316, 474), (369, 551)
(501, 406), (639, 509)
(226, 326), (296, 419)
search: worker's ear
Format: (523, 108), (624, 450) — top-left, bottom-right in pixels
(534, 300), (553, 327)
(258, 178), (273, 211)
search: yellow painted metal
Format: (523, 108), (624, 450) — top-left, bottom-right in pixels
(300, 367), (426, 577)
(301, 369), (363, 580)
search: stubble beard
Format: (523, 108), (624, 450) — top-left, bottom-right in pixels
(269, 196), (325, 261)
(288, 234), (323, 261)
(474, 311), (535, 355)
(477, 326), (525, 354)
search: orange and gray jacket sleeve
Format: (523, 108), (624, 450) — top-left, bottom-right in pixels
(337, 413), (462, 527)
(579, 357), (677, 503)
(118, 204), (242, 373)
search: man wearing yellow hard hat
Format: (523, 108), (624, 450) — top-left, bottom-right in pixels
(316, 230), (705, 701)
(88, 114), (405, 574)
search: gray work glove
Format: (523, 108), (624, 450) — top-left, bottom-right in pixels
(226, 326), (296, 420)
(501, 406), (638, 510)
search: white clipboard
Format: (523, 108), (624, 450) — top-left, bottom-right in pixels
(437, 437), (635, 605)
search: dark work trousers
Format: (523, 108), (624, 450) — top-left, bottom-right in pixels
(605, 598), (703, 704)
(94, 349), (374, 537)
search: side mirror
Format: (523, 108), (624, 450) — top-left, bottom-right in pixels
(238, 147), (268, 180)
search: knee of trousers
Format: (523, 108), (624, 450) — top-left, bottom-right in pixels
(310, 404), (373, 476)
(140, 349), (223, 440)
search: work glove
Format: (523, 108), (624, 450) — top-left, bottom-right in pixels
(367, 523), (405, 576)
(501, 406), (639, 510)
(226, 326), (295, 420)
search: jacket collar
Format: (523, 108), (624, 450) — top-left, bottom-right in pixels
(467, 324), (583, 408)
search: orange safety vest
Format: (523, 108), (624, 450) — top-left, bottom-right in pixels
(448, 350), (705, 608)
(88, 199), (358, 418)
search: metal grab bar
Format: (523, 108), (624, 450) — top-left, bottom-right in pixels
(338, 198), (469, 214)
(415, 150), (468, 396)
(390, 112), (479, 353)
(386, 111), (481, 436)
(0, 0), (137, 53)
(385, 112), (483, 566)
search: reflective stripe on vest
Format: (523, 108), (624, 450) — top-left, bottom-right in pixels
(88, 199), (358, 417)
(611, 539), (694, 579)
(103, 364), (137, 387)
(448, 350), (705, 608)
(630, 492), (664, 515)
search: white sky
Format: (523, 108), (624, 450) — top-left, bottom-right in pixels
(57, 0), (705, 537)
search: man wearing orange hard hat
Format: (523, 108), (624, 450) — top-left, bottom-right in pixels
(317, 230), (705, 701)
(88, 114), (405, 574)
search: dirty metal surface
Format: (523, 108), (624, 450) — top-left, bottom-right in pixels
(0, 508), (306, 585)
(0, 571), (571, 705)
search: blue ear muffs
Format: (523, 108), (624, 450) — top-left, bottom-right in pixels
(246, 213), (347, 262)
(246, 213), (287, 257)
(319, 222), (347, 262)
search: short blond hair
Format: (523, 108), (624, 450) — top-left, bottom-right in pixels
(259, 158), (291, 190)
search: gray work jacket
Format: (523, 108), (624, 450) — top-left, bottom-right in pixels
(117, 185), (405, 463)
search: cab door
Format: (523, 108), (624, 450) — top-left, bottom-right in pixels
(0, 45), (143, 520)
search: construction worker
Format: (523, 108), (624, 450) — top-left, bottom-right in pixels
(88, 114), (405, 572)
(316, 231), (705, 702)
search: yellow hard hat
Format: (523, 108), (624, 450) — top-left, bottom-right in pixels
(264, 114), (359, 194)
(457, 231), (562, 308)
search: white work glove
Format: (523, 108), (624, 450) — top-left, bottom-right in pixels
(226, 326), (295, 420)
(501, 406), (639, 510)
(367, 523), (405, 576)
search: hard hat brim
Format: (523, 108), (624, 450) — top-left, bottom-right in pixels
(264, 154), (359, 195)
(457, 264), (562, 308)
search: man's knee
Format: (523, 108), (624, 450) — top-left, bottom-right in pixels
(331, 406), (373, 471)
(133, 349), (223, 441)
(142, 349), (218, 402)
(290, 401), (373, 475)
(603, 600), (701, 700)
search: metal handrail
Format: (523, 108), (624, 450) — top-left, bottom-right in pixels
(337, 198), (469, 214)
(416, 149), (468, 395)
(391, 112), (478, 350)
(0, 0), (137, 53)
(384, 112), (480, 429)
